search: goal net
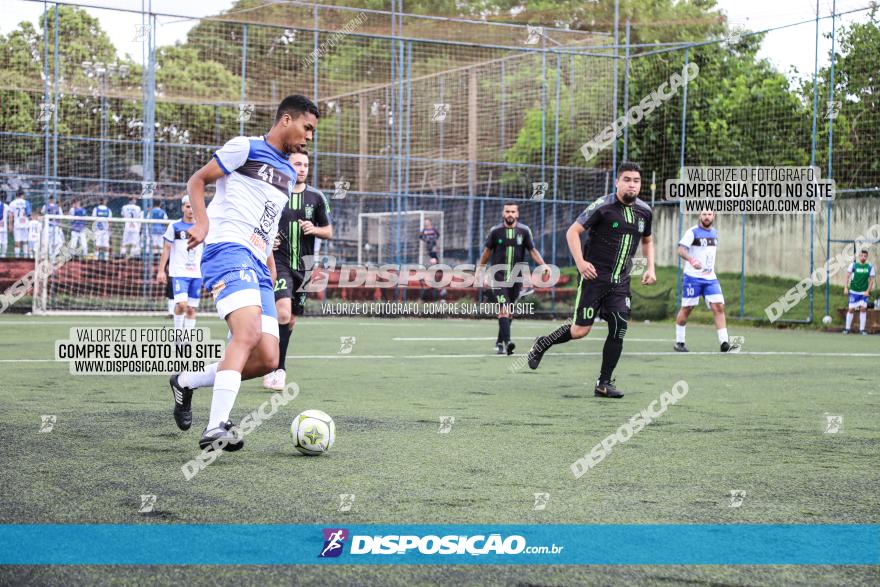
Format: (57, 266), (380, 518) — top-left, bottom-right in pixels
(357, 211), (444, 266)
(31, 214), (205, 315)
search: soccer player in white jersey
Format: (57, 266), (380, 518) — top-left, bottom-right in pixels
(40, 196), (64, 258)
(0, 198), (10, 257)
(9, 191), (31, 258)
(169, 95), (319, 452)
(26, 213), (41, 257)
(120, 196), (143, 257)
(92, 198), (112, 260)
(157, 195), (203, 336)
(674, 209), (738, 352)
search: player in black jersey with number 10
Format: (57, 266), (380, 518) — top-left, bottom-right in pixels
(263, 147), (333, 391)
(527, 162), (656, 398)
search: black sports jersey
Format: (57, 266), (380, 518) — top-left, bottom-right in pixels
(483, 222), (534, 282)
(576, 193), (652, 283)
(274, 185), (331, 271)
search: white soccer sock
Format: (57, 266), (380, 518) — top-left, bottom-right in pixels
(14, 246), (20, 257)
(675, 324), (686, 343)
(167, 299), (175, 314)
(845, 313), (853, 330)
(207, 370), (242, 429)
(173, 313), (185, 331)
(180, 362), (218, 390)
(859, 312), (866, 332)
(717, 328), (728, 344)
(184, 317), (196, 331)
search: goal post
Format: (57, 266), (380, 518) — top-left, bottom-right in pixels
(357, 210), (444, 266)
(32, 214), (189, 315)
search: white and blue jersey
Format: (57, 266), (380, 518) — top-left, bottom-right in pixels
(10, 198), (31, 233)
(679, 224), (724, 306)
(201, 136), (296, 332)
(164, 219), (204, 306)
(41, 202), (61, 226)
(92, 205), (112, 232)
(150, 207), (168, 235)
(69, 206), (87, 232)
(0, 201), (8, 232)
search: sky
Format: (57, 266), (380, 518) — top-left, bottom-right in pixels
(0, 0), (872, 77)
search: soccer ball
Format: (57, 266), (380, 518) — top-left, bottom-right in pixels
(822, 315), (833, 325)
(291, 410), (335, 455)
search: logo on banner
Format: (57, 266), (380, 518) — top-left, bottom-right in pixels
(319, 528), (349, 558)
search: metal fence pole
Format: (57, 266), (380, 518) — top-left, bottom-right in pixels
(551, 53), (561, 314)
(825, 0), (838, 319)
(622, 19), (630, 162)
(239, 25), (247, 136)
(676, 47), (689, 303)
(611, 0), (619, 173)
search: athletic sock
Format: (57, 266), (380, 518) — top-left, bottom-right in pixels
(599, 333), (623, 382)
(537, 323), (573, 352)
(207, 370), (242, 430)
(278, 324), (292, 371)
(675, 324), (686, 343)
(167, 299), (175, 315)
(717, 328), (728, 344)
(184, 317), (196, 331)
(859, 312), (866, 332)
(180, 362), (218, 390)
(499, 317), (511, 343)
(845, 313), (853, 330)
(173, 314), (185, 331)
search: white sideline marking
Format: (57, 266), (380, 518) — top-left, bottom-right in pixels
(5, 350), (880, 365)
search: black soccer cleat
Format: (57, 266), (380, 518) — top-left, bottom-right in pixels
(527, 337), (546, 370)
(495, 342), (505, 355)
(595, 379), (624, 398)
(199, 421), (244, 452)
(169, 373), (194, 431)
(674, 342), (689, 352)
(720, 341), (742, 353)
(506, 341), (516, 356)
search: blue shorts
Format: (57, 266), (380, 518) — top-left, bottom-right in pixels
(848, 292), (868, 308)
(201, 243), (278, 337)
(681, 275), (724, 306)
(171, 277), (203, 306)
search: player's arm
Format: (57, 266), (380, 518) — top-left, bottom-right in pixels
(157, 241), (171, 284)
(640, 235), (656, 285)
(267, 251), (277, 283)
(186, 160), (224, 249)
(677, 244), (701, 270)
(299, 220), (332, 240)
(566, 222), (597, 280)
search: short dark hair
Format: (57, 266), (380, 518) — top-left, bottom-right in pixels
(291, 145), (310, 157)
(502, 201), (519, 209)
(617, 161), (642, 178)
(275, 95), (320, 124)
(860, 249), (869, 255)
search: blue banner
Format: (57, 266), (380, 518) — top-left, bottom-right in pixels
(0, 524), (876, 565)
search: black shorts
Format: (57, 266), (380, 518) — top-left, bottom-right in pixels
(165, 275), (173, 300)
(490, 284), (522, 306)
(572, 276), (630, 326)
(273, 264), (306, 316)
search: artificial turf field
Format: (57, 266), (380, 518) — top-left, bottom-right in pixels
(1, 314), (878, 585)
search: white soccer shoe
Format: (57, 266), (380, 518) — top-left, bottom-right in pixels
(262, 369), (286, 391)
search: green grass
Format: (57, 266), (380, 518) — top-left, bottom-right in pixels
(1, 315), (878, 585)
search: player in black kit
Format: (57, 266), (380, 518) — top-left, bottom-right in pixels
(526, 162), (656, 398)
(477, 202), (549, 355)
(263, 147), (332, 390)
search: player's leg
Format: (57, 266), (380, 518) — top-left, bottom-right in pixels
(844, 302), (854, 334)
(858, 301), (868, 334)
(265, 267), (295, 390)
(526, 275), (598, 369)
(702, 279), (732, 351)
(184, 278), (201, 332)
(595, 308), (628, 398)
(491, 288), (510, 354)
(171, 278), (187, 332)
(674, 305), (695, 352)
(0, 231), (7, 257)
